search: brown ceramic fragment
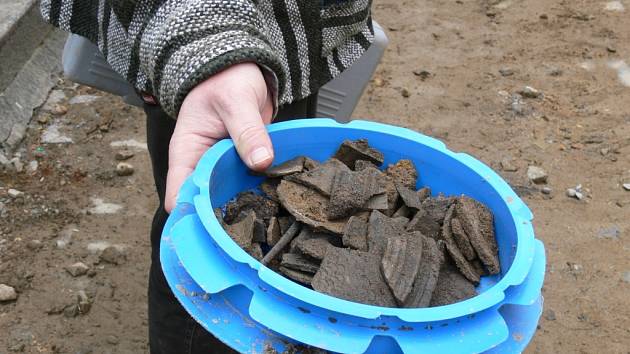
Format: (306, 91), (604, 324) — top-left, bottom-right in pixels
(263, 156), (305, 177)
(225, 210), (256, 249)
(385, 159), (418, 190)
(259, 178), (280, 202)
(312, 247), (396, 307)
(441, 206), (480, 284)
(267, 217), (282, 246)
(367, 210), (409, 256)
(354, 159), (379, 171)
(286, 158), (349, 196)
(333, 139), (385, 168)
(224, 191), (279, 224)
(277, 180), (347, 234)
(279, 266), (314, 285)
(396, 184), (423, 210)
(416, 187), (431, 202)
(247, 243), (264, 261)
(455, 196), (500, 274)
(421, 195), (455, 225)
(281, 253), (321, 274)
(406, 208), (442, 239)
(393, 205), (411, 218)
(381, 236), (423, 305)
(328, 168), (385, 219)
(297, 236), (338, 260)
(303, 157), (320, 171)
(403, 236), (444, 308)
(429, 264), (478, 307)
(450, 217), (476, 261)
(342, 215), (369, 251)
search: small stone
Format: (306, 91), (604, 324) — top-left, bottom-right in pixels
(56, 224), (78, 249)
(76, 290), (91, 315)
(372, 77), (385, 87)
(0, 284), (18, 301)
(26, 240), (43, 250)
(106, 335), (119, 345)
(51, 104), (68, 115)
(28, 160), (38, 172)
(597, 226), (620, 240)
(519, 86), (542, 99)
(622, 271), (630, 283)
(544, 309), (557, 321)
(7, 189), (24, 198)
(115, 150), (135, 161)
(10, 158), (23, 172)
(412, 70), (432, 80)
(527, 166), (548, 184)
(499, 68), (514, 77)
(401, 88), (410, 98)
(37, 115), (49, 124)
(541, 187), (552, 195)
(115, 162), (134, 176)
(99, 246), (127, 265)
(622, 183), (630, 191)
(66, 262), (90, 277)
(607, 46), (617, 53)
(500, 159), (518, 172)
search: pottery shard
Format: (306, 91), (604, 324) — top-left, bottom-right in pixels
(450, 217), (476, 261)
(247, 243), (264, 261)
(396, 185), (424, 210)
(381, 235), (423, 305)
(286, 158), (349, 196)
(342, 215), (369, 251)
(263, 156), (305, 177)
(259, 178), (280, 202)
(386, 159), (418, 190)
(328, 168), (385, 219)
(267, 217), (282, 246)
(253, 218), (267, 243)
(333, 139), (385, 169)
(430, 264), (477, 307)
(303, 157), (320, 171)
(312, 247), (396, 307)
(455, 196), (500, 274)
(354, 159), (379, 171)
(441, 206), (480, 284)
(393, 205), (411, 218)
(421, 195), (455, 225)
(403, 236), (444, 308)
(364, 193), (389, 211)
(281, 253), (320, 274)
(367, 210), (409, 256)
(417, 187), (431, 202)
(226, 210), (256, 249)
(277, 180), (347, 234)
(296, 235), (338, 260)
(279, 266), (314, 285)
(406, 208), (442, 239)
(224, 191), (279, 224)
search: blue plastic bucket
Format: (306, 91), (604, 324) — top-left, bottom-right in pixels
(161, 119), (546, 353)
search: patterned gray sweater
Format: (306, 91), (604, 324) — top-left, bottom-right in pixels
(39, 0), (374, 118)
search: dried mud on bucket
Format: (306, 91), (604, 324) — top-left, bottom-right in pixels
(215, 140), (501, 308)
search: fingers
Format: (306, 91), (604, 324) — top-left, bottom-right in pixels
(219, 98), (275, 172)
(164, 130), (215, 212)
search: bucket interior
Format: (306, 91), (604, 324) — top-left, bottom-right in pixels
(207, 124), (518, 296)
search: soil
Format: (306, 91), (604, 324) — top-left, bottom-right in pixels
(1, 0), (629, 352)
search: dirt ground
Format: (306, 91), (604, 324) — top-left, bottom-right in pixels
(1, 0), (629, 353)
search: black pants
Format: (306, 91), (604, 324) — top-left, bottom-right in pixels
(145, 96), (318, 354)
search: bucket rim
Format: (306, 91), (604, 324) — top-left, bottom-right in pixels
(191, 118), (537, 322)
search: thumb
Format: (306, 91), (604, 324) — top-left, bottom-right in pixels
(220, 100), (274, 172)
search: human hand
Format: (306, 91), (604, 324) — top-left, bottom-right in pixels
(165, 63), (275, 212)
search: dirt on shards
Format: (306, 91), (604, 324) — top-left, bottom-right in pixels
(217, 139), (500, 309)
(2, 0), (630, 352)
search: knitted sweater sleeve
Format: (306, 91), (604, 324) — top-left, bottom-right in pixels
(40, 0), (285, 118)
(138, 0), (285, 117)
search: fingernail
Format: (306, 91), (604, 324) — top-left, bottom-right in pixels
(250, 147), (272, 167)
